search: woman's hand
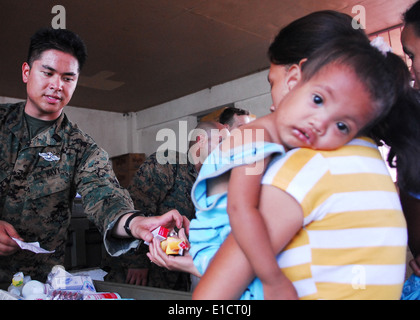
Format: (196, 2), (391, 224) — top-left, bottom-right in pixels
(147, 228), (201, 277)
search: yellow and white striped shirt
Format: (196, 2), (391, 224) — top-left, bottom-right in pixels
(262, 138), (407, 300)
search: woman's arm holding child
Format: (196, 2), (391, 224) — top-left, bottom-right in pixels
(193, 184), (303, 299)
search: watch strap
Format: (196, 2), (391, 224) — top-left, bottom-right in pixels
(124, 212), (144, 237)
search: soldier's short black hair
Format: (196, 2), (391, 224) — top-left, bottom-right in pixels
(27, 27), (87, 71)
(218, 107), (250, 126)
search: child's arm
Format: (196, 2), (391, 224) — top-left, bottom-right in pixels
(224, 123), (288, 298)
(193, 184), (303, 299)
(227, 159), (287, 299)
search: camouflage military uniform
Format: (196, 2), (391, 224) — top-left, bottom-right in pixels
(0, 102), (139, 283)
(102, 150), (197, 291)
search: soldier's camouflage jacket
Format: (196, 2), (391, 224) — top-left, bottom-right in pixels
(103, 150), (197, 291)
(0, 102), (138, 283)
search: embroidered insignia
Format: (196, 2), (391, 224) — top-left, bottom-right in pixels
(39, 152), (60, 162)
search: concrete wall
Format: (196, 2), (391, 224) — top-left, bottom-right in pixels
(131, 69), (272, 156)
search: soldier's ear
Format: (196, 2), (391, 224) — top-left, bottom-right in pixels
(22, 62), (31, 83)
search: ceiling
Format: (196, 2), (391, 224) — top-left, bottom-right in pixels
(0, 0), (415, 113)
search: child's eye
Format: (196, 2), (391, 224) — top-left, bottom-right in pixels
(336, 122), (349, 134)
(313, 94), (323, 106)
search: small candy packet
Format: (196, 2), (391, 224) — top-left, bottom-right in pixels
(146, 226), (189, 255)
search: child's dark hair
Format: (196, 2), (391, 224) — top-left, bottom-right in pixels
(268, 10), (369, 66)
(300, 37), (412, 135)
(27, 27), (87, 71)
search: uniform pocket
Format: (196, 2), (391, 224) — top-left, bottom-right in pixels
(28, 171), (70, 200)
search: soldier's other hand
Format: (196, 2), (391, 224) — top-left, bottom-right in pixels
(126, 268), (148, 286)
(0, 220), (22, 256)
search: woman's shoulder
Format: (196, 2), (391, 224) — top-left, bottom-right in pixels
(291, 137), (379, 158)
(262, 137), (383, 187)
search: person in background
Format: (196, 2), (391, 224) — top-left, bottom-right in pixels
(392, 0), (420, 277)
(0, 27), (185, 286)
(101, 121), (227, 291)
(402, 0), (420, 89)
(219, 106), (251, 130)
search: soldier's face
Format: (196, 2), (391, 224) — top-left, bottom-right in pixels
(22, 49), (79, 120)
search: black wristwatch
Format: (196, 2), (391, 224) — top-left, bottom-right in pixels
(123, 212), (144, 237)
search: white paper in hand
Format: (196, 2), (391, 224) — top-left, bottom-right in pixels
(12, 237), (55, 254)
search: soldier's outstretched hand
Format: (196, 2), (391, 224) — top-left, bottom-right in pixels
(129, 210), (185, 243)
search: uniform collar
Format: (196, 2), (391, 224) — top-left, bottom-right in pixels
(6, 102), (29, 143)
(7, 101), (66, 147)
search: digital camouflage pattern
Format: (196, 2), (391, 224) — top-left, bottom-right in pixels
(102, 150), (197, 291)
(128, 151), (197, 220)
(0, 102), (137, 283)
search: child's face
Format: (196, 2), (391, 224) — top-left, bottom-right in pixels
(274, 64), (375, 151)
